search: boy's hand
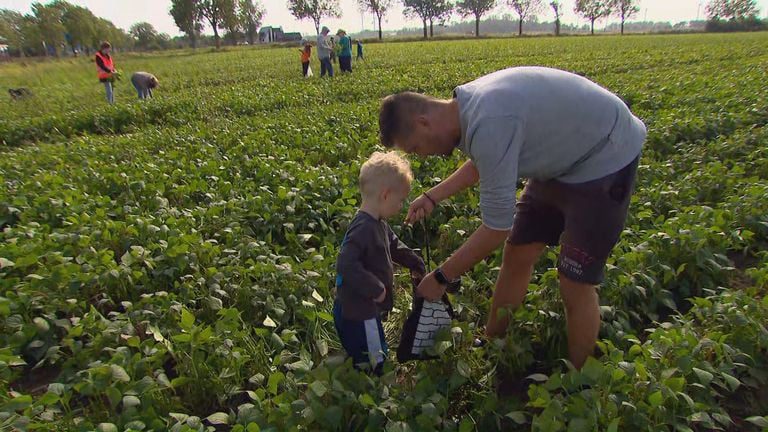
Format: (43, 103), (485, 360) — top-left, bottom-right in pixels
(406, 194), (435, 225)
(417, 272), (446, 301)
(374, 288), (386, 303)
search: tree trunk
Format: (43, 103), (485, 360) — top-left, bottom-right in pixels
(518, 17), (523, 36)
(378, 15), (383, 40)
(475, 14), (480, 37)
(621, 19), (625, 35)
(422, 19), (427, 38)
(590, 18), (595, 35)
(213, 28), (221, 48)
(555, 19), (560, 36)
(314, 17), (320, 35)
(429, 18), (434, 37)
(191, 32), (197, 49)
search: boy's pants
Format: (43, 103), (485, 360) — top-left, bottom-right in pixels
(333, 300), (387, 373)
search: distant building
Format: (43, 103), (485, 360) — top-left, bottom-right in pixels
(259, 26), (302, 43)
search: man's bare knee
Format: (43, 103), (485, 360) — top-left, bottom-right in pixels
(504, 242), (546, 269)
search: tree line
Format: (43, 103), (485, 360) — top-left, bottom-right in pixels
(0, 0), (763, 58)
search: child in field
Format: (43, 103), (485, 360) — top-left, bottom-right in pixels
(333, 152), (425, 374)
(356, 40), (364, 60)
(299, 41), (312, 77)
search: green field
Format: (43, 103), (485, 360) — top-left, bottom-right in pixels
(1, 33), (768, 431)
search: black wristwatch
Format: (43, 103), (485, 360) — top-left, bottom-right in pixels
(434, 268), (451, 285)
(435, 267), (461, 294)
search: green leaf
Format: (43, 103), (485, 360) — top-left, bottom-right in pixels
(36, 392), (59, 405)
(309, 381), (327, 397)
(311, 290), (324, 302)
(263, 315), (277, 328)
(505, 411), (527, 425)
(607, 419), (619, 432)
(0, 257), (15, 268)
(721, 373), (740, 391)
(317, 311), (334, 322)
(206, 412), (229, 425)
(648, 390), (663, 407)
(745, 416), (768, 428)
(110, 364), (131, 382)
(122, 395), (141, 409)
(526, 373), (549, 383)
(246, 423), (261, 432)
(97, 424), (119, 432)
(692, 368), (713, 385)
(180, 308), (195, 330)
(459, 418), (474, 432)
(268, 372), (285, 395)
(33, 317), (50, 333)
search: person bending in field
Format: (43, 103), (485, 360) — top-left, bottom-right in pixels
(131, 72), (159, 100)
(95, 41), (117, 104)
(379, 66), (646, 369)
(334, 152), (426, 375)
(299, 41), (312, 77)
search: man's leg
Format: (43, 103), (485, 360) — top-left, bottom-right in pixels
(558, 275), (600, 369)
(486, 242), (546, 337)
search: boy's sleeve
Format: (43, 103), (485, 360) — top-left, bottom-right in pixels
(336, 223), (386, 299)
(388, 226), (426, 275)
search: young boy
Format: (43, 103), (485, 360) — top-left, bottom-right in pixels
(333, 152), (426, 374)
(299, 41), (312, 77)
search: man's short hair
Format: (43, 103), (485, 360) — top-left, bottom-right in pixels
(359, 151), (413, 199)
(378, 92), (432, 148)
(100, 41), (111, 50)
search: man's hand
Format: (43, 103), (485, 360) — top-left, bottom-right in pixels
(374, 288), (386, 303)
(405, 195), (436, 225)
(416, 272), (446, 301)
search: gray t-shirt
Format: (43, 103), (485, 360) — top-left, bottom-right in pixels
(316, 34), (331, 59)
(454, 66), (647, 230)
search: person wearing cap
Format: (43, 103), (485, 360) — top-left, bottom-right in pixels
(316, 26), (334, 77)
(337, 29), (353, 73)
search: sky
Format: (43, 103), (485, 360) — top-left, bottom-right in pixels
(1, 0), (767, 37)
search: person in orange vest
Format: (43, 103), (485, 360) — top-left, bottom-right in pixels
(95, 41), (116, 104)
(299, 41), (312, 77)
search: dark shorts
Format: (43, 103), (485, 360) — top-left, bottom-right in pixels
(508, 156), (640, 285)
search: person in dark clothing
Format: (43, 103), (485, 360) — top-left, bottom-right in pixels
(334, 151), (425, 374)
(95, 41), (116, 104)
(356, 40), (364, 60)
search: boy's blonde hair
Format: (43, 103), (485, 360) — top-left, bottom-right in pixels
(359, 151), (413, 199)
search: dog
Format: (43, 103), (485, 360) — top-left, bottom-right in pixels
(8, 88), (33, 101)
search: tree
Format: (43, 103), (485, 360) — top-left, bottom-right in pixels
(199, 0), (237, 48)
(358, 0), (393, 40)
(0, 9), (27, 56)
(550, 0), (561, 35)
(31, 2), (66, 56)
(59, 3), (98, 54)
(456, 0), (496, 37)
(508, 0), (542, 35)
(574, 0), (613, 34)
(612, 0), (639, 34)
(427, 0), (453, 36)
(403, 0), (432, 38)
(240, 0), (265, 44)
(404, 0), (452, 38)
(221, 0), (241, 44)
(171, 0), (203, 48)
(706, 0), (759, 20)
(130, 22), (160, 50)
(287, 0), (342, 35)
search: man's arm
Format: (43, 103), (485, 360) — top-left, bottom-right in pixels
(406, 160), (479, 224)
